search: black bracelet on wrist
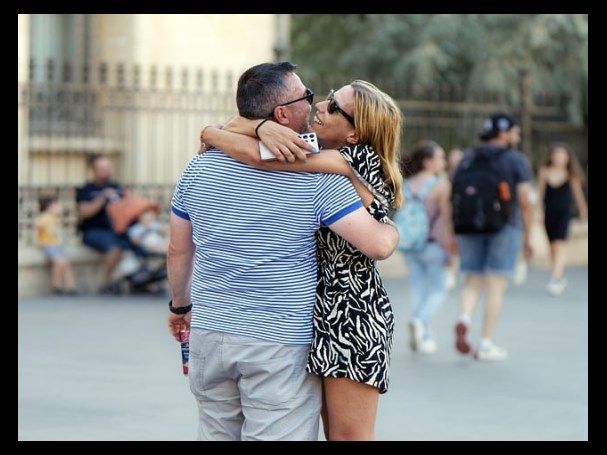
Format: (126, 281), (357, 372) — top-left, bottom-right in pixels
(168, 300), (192, 315)
(255, 118), (271, 139)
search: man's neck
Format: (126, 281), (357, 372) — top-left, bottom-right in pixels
(486, 139), (508, 148)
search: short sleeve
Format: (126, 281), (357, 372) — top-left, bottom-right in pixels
(314, 173), (362, 226)
(171, 156), (202, 221)
(367, 199), (390, 223)
(75, 185), (88, 203)
(513, 153), (533, 184)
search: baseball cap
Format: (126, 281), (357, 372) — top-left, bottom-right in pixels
(479, 113), (517, 140)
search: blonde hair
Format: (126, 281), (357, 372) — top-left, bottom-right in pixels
(351, 80), (404, 208)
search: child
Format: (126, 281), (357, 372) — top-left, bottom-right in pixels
(127, 207), (167, 255)
(35, 195), (77, 294)
(536, 142), (588, 296)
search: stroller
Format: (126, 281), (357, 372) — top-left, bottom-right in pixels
(107, 192), (168, 295)
(123, 251), (167, 294)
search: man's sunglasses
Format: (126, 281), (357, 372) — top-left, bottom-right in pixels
(327, 89), (355, 127)
(268, 88), (314, 117)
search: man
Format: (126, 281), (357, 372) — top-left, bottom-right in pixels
(167, 62), (399, 441)
(453, 113), (534, 361)
(76, 154), (130, 293)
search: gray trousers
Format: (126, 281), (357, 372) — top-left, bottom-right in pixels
(188, 328), (321, 441)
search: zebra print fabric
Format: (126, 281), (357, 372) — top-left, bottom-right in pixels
(306, 143), (395, 394)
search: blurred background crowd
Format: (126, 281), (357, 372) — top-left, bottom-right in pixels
(17, 14), (588, 297)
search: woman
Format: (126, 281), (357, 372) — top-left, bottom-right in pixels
(536, 142), (588, 296)
(400, 140), (456, 354)
(201, 80), (403, 441)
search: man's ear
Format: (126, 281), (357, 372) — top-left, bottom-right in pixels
(273, 107), (290, 126)
(345, 130), (359, 145)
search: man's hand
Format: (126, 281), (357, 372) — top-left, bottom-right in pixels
(168, 311), (191, 342)
(102, 188), (120, 201)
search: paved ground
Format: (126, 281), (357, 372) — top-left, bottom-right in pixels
(18, 265), (588, 441)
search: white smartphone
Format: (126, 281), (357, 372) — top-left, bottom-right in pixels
(259, 132), (319, 161)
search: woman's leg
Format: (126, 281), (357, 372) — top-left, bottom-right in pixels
(405, 253), (426, 320)
(405, 253), (426, 350)
(416, 243), (448, 336)
(550, 240), (567, 280)
(320, 380), (329, 441)
(322, 377), (379, 441)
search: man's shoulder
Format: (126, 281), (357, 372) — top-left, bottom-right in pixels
(472, 145), (521, 162)
(501, 148), (531, 168)
(187, 150), (237, 171)
(76, 182), (96, 198)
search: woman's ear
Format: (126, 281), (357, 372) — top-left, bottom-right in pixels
(345, 129), (359, 145)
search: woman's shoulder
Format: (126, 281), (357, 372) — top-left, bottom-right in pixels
(426, 174), (449, 196)
(435, 174), (450, 189)
(338, 143), (385, 182)
(338, 143), (380, 164)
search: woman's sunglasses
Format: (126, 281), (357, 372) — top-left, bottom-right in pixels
(327, 89), (355, 127)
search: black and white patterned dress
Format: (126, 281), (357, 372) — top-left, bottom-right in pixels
(306, 143), (395, 394)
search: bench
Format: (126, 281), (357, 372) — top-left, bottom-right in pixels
(18, 245), (104, 298)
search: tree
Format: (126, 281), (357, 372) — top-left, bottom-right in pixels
(291, 14), (588, 124)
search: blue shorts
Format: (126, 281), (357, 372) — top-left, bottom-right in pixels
(41, 245), (66, 260)
(457, 224), (522, 276)
(82, 228), (132, 253)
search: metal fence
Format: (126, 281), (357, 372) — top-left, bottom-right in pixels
(18, 60), (588, 248)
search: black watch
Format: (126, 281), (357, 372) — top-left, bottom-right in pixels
(168, 300), (192, 315)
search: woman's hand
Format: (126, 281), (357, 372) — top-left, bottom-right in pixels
(198, 124), (223, 154)
(199, 116), (317, 162)
(254, 121), (314, 162)
(221, 116), (314, 163)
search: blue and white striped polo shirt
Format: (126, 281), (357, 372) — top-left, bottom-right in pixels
(171, 150), (362, 345)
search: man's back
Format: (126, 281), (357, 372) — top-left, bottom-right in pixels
(171, 150), (361, 344)
(456, 144), (532, 228)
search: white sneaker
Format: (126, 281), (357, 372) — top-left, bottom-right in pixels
(474, 343), (508, 361)
(512, 259), (528, 286)
(418, 338), (438, 354)
(409, 319), (424, 352)
(546, 277), (568, 296)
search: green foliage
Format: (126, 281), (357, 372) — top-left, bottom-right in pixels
(291, 14), (588, 123)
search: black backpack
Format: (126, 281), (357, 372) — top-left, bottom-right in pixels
(451, 147), (512, 234)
